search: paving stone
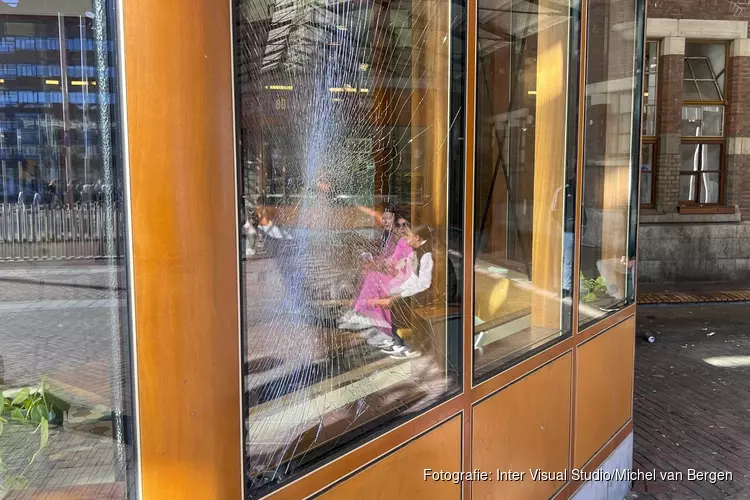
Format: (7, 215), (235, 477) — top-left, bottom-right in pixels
(633, 304), (750, 500)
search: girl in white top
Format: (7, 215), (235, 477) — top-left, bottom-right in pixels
(388, 234), (433, 299)
(378, 225), (435, 359)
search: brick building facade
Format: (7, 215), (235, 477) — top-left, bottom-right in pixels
(639, 2), (750, 282)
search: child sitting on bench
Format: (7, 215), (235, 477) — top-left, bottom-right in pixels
(339, 217), (413, 331)
(376, 225), (434, 359)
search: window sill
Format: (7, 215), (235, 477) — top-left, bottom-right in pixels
(640, 206), (741, 224)
(678, 205), (735, 215)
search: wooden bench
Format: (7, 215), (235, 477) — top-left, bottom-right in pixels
(393, 304), (462, 371)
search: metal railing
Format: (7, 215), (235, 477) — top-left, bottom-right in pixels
(0, 202), (122, 261)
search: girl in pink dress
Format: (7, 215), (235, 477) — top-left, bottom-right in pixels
(352, 236), (414, 330)
(339, 220), (413, 332)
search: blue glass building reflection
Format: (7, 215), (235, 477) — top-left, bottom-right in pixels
(0, 12), (115, 204)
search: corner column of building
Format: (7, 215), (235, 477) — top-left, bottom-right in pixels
(654, 36), (684, 212)
(726, 38), (750, 218)
(120, 0), (244, 498)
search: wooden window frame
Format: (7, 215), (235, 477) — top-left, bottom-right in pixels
(680, 40), (728, 207)
(642, 40), (658, 137)
(640, 138), (656, 208)
(640, 40), (658, 209)
(678, 138), (725, 206)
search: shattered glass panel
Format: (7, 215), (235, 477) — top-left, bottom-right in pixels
(236, 0), (466, 494)
(472, 0), (580, 380)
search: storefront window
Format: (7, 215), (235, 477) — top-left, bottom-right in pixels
(578, 0), (642, 326)
(472, 0), (580, 380)
(236, 0), (465, 494)
(0, 2), (136, 498)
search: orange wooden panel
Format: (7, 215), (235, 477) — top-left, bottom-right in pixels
(472, 354), (572, 500)
(574, 317), (635, 468)
(121, 0), (243, 498)
(318, 416), (462, 500)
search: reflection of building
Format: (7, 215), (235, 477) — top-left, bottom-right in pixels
(0, 9), (114, 204)
(639, 3), (750, 282)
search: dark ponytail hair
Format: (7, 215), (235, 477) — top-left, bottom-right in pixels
(413, 225), (433, 257)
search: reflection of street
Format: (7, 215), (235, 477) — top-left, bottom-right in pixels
(0, 261), (129, 498)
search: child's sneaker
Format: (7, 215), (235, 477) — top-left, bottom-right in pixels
(376, 338), (395, 349)
(390, 349), (421, 359)
(366, 331), (392, 346)
(380, 344), (405, 354)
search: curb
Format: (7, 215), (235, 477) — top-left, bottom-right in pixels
(637, 291), (750, 305)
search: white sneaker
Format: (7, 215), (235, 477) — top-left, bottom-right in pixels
(354, 313), (375, 325)
(340, 313), (373, 330)
(380, 344), (405, 354)
(376, 338), (395, 349)
(390, 349), (421, 359)
(366, 332), (392, 346)
(344, 323), (373, 331)
(338, 310), (354, 323)
(368, 316), (390, 329)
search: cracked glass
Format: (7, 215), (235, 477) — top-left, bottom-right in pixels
(236, 0), (466, 495)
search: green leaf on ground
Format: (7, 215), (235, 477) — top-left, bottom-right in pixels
(40, 419), (49, 450)
(11, 389), (30, 407)
(29, 405), (47, 425)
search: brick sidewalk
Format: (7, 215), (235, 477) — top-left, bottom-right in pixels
(630, 304), (750, 500)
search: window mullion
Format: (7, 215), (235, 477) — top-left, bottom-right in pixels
(685, 59), (695, 79)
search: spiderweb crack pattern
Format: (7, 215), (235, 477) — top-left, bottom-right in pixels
(238, 0), (461, 492)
